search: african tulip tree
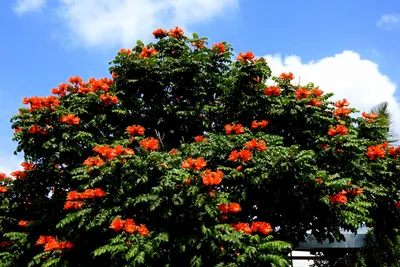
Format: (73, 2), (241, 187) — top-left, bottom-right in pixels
(0, 26), (399, 267)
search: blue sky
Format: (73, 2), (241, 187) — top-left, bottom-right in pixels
(1, 0), (400, 173)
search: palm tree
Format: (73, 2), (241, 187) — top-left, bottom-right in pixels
(370, 101), (398, 144)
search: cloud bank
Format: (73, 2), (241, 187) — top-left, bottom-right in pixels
(264, 51), (400, 138)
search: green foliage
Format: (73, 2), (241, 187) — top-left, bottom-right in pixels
(0, 27), (399, 266)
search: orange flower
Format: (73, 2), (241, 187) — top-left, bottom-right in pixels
(366, 144), (387, 160)
(191, 40), (205, 49)
(111, 72), (118, 79)
(228, 202), (241, 213)
(28, 125), (47, 135)
(313, 89), (324, 96)
(21, 162), (35, 171)
(237, 51), (255, 62)
(202, 170), (224, 186)
(251, 222), (273, 235)
(83, 155), (106, 167)
(184, 178), (192, 185)
(334, 107), (351, 117)
(68, 76), (83, 84)
(0, 173), (6, 179)
(279, 72), (294, 80)
(309, 99), (322, 107)
(60, 114), (80, 125)
(124, 219), (137, 234)
(169, 149), (179, 155)
(194, 136), (205, 142)
(329, 191), (348, 205)
(67, 191), (80, 201)
(18, 220), (29, 227)
(100, 93), (118, 106)
(218, 204), (229, 214)
(334, 99), (350, 108)
(224, 124), (245, 135)
(126, 125), (145, 136)
(63, 201), (74, 210)
(152, 28), (167, 39)
(119, 48), (132, 55)
(0, 186), (8, 193)
(251, 120), (269, 129)
(350, 186), (363, 196)
(212, 43), (226, 54)
(137, 224), (149, 236)
(328, 124), (349, 137)
(245, 139), (268, 151)
(14, 127), (23, 133)
(295, 88), (312, 100)
(228, 149), (252, 162)
(396, 202), (400, 208)
(169, 26), (184, 38)
(362, 112), (378, 123)
(231, 222), (252, 234)
(140, 137), (159, 151)
(264, 86), (281, 96)
(11, 170), (26, 179)
(182, 157), (207, 170)
(139, 47), (158, 58)
(110, 218), (125, 232)
(315, 178), (323, 184)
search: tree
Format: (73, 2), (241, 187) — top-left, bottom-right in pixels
(369, 101), (397, 143)
(0, 27), (399, 266)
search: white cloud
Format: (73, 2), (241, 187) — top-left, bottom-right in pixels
(13, 0), (47, 14)
(377, 14), (400, 31)
(264, 51), (400, 138)
(15, 0), (238, 48)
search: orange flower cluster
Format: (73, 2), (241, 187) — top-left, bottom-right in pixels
(83, 155), (105, 167)
(328, 124), (349, 136)
(295, 88), (312, 100)
(112, 72), (118, 79)
(334, 107), (351, 117)
(309, 99), (322, 107)
(169, 148), (179, 155)
(0, 186), (8, 193)
(152, 28), (167, 39)
(315, 178), (323, 184)
(279, 72), (294, 80)
(126, 125), (145, 136)
(100, 93), (118, 106)
(366, 143), (388, 160)
(212, 43), (226, 54)
(51, 77), (114, 96)
(14, 127), (22, 133)
(64, 188), (106, 210)
(21, 162), (35, 171)
(169, 26), (184, 38)
(119, 48), (132, 55)
(251, 120), (268, 129)
(194, 135), (208, 143)
(28, 125), (47, 135)
(22, 96), (60, 111)
(36, 236), (74, 251)
(348, 186), (363, 196)
(231, 221), (272, 235)
(60, 114), (80, 125)
(11, 170), (26, 179)
(228, 149), (252, 162)
(110, 218), (149, 236)
(362, 112), (379, 123)
(182, 157), (207, 170)
(218, 202), (241, 214)
(334, 99), (350, 108)
(329, 190), (348, 205)
(0, 173), (6, 179)
(264, 86), (281, 96)
(93, 145), (134, 161)
(18, 220), (34, 227)
(237, 51), (255, 62)
(140, 137), (159, 151)
(224, 124), (245, 135)
(245, 139), (268, 151)
(389, 145), (400, 157)
(139, 47), (158, 58)
(202, 170), (224, 186)
(67, 188), (106, 200)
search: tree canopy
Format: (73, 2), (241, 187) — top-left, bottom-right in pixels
(1, 27), (400, 267)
